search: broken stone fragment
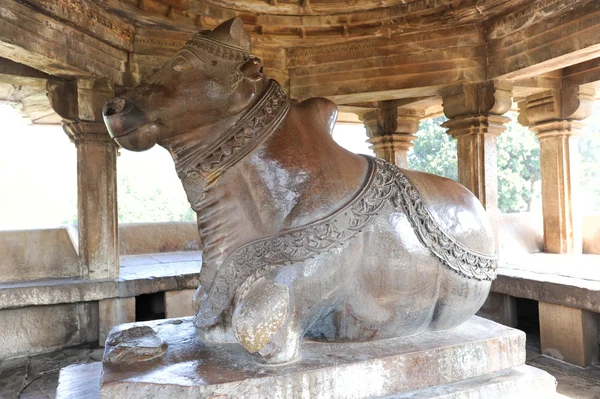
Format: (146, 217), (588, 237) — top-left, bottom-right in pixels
(103, 325), (167, 364)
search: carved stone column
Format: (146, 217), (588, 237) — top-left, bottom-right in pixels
(518, 86), (594, 254)
(441, 80), (513, 211)
(519, 86), (597, 368)
(362, 103), (419, 168)
(48, 78), (119, 279)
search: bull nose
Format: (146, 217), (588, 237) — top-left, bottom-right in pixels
(102, 97), (147, 139)
(103, 97), (128, 117)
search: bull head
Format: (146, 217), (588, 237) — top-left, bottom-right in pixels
(103, 18), (267, 152)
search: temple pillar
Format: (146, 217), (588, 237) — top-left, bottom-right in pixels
(362, 103), (418, 168)
(519, 85), (596, 367)
(441, 80), (513, 211)
(48, 78), (119, 279)
(443, 81), (513, 329)
(518, 86), (594, 254)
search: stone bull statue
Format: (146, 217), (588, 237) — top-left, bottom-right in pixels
(103, 18), (497, 364)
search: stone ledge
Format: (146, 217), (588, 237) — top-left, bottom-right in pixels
(0, 252), (201, 310)
(492, 254), (600, 313)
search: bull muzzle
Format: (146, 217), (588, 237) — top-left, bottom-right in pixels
(103, 97), (147, 139)
(102, 97), (160, 151)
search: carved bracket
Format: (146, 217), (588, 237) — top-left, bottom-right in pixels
(518, 86), (595, 130)
(442, 80), (513, 120)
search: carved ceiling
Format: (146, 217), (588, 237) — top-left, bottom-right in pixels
(0, 0), (599, 123)
(105, 0), (536, 46)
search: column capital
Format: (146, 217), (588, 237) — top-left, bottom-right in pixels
(442, 114), (511, 139)
(518, 85), (595, 127)
(63, 121), (115, 145)
(532, 120), (586, 141)
(442, 80), (513, 120)
(361, 104), (421, 168)
(368, 133), (418, 151)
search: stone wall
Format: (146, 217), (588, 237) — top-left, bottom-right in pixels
(118, 222), (200, 255)
(0, 222), (200, 283)
(0, 227), (79, 283)
(0, 302), (98, 359)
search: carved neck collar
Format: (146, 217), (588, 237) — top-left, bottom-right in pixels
(175, 80), (290, 182)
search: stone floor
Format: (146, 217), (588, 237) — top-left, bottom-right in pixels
(525, 335), (600, 399)
(0, 336), (598, 398)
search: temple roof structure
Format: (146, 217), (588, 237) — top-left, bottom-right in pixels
(1, 0), (599, 121)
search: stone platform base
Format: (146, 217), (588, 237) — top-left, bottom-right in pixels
(56, 316), (557, 399)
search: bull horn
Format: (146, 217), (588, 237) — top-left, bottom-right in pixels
(212, 18), (252, 53)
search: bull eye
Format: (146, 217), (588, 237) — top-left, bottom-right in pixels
(172, 56), (193, 72)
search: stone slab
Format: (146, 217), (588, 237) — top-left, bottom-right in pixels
(0, 251), (201, 310)
(0, 227), (79, 282)
(491, 254), (600, 314)
(99, 316), (527, 399)
(539, 302), (599, 367)
(56, 362), (102, 399)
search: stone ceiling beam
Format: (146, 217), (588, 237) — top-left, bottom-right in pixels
(563, 58), (600, 88)
(0, 0), (128, 85)
(487, 0), (600, 80)
(288, 26), (486, 102)
(0, 57), (49, 88)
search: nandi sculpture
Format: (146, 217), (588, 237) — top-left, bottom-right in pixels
(103, 18), (497, 364)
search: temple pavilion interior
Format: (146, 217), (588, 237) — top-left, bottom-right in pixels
(0, 0), (600, 397)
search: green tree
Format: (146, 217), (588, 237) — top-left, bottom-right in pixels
(496, 113), (541, 213)
(408, 117), (458, 180)
(408, 113), (542, 214)
(579, 110), (600, 213)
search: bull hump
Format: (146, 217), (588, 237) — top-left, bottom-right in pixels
(297, 97), (338, 134)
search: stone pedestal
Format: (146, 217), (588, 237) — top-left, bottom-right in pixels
(539, 302), (599, 368)
(56, 316), (556, 399)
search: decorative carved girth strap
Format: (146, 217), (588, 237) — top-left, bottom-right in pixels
(194, 157), (498, 328)
(176, 80), (290, 182)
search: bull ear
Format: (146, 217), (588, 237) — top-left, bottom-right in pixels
(240, 57), (264, 81)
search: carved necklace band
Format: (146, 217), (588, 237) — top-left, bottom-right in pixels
(176, 80), (290, 182)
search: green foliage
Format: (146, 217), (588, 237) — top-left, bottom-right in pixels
(408, 113), (543, 214)
(580, 115), (600, 213)
(408, 117), (458, 181)
(496, 113), (541, 213)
